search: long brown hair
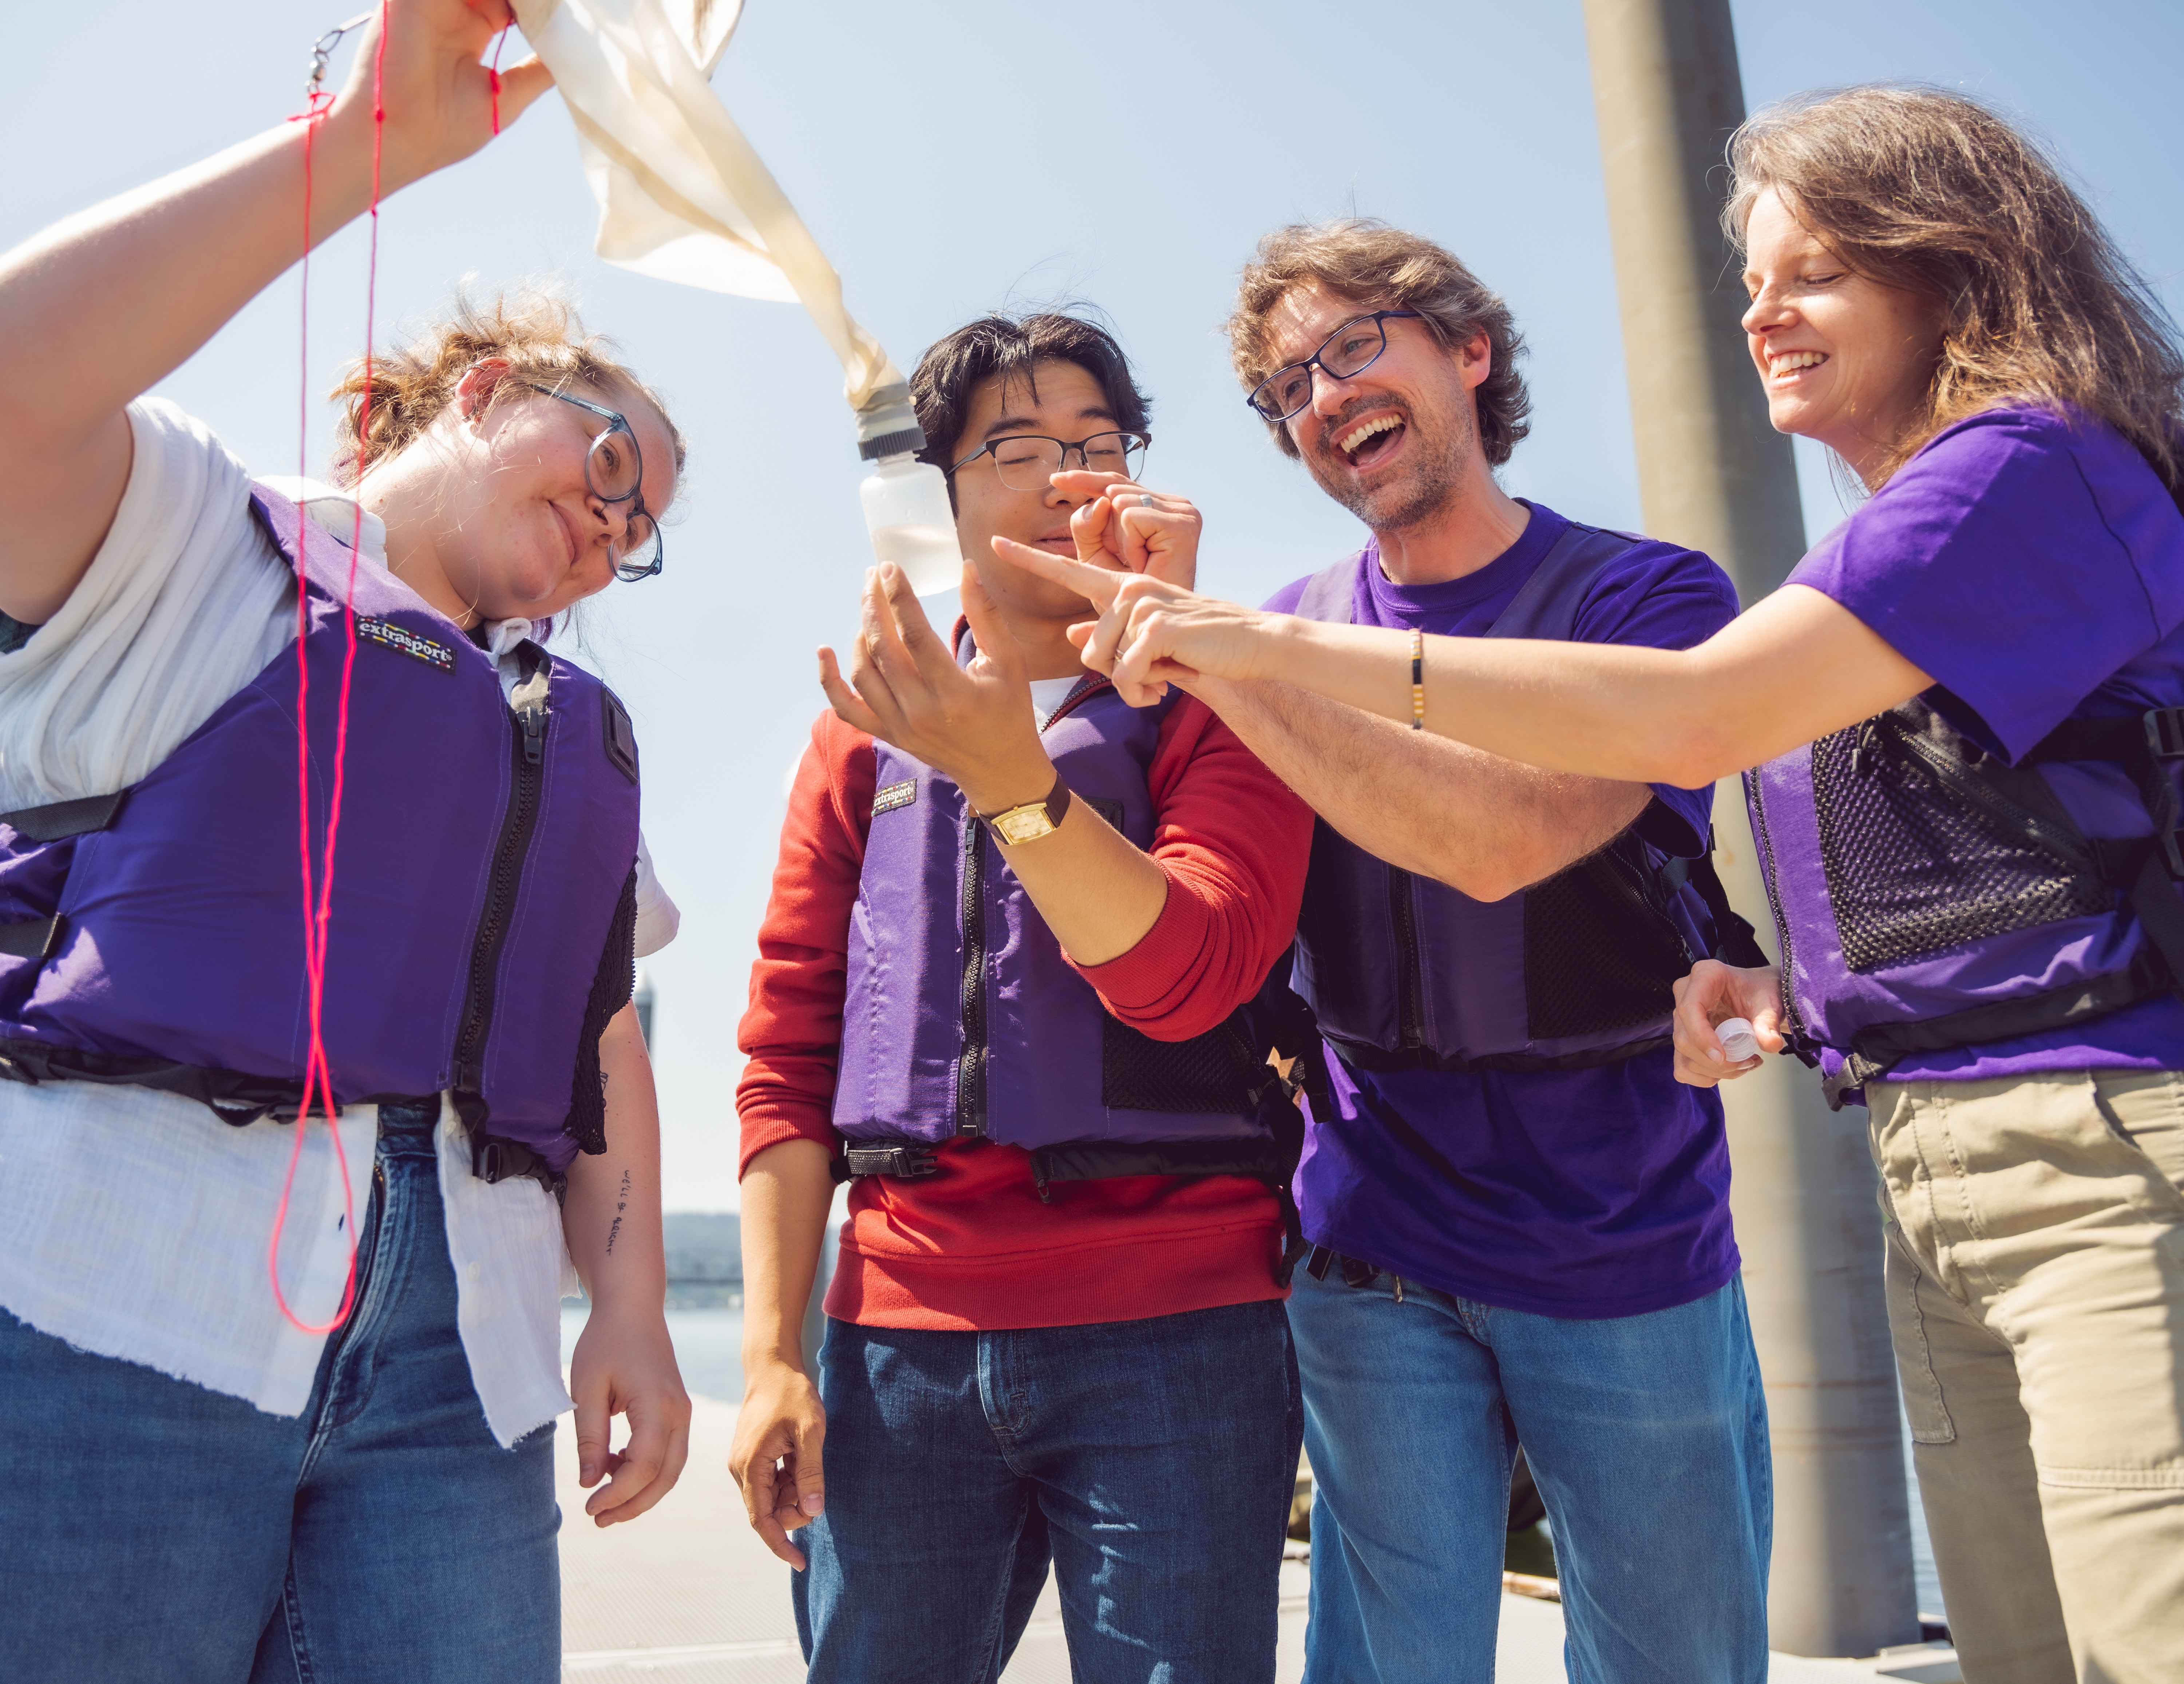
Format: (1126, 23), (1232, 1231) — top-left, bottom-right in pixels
(1725, 86), (2183, 492)
(328, 286), (685, 490)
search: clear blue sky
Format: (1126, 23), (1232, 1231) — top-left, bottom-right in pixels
(10, 2), (2177, 1206)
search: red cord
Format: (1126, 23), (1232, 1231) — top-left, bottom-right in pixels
(490, 24), (510, 136)
(269, 1), (391, 1336)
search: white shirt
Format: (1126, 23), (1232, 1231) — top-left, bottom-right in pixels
(0, 399), (676, 1445)
(1029, 674), (1081, 732)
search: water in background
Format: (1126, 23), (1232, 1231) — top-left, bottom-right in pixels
(561, 1301), (1946, 1624)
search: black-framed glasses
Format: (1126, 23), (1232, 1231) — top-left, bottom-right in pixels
(949, 430), (1150, 493)
(521, 381), (664, 582)
(1245, 310), (1420, 423)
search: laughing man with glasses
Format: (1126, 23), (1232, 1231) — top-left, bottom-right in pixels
(998, 220), (1770, 1683)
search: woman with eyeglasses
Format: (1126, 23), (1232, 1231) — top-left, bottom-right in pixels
(0, 7), (691, 1679)
(730, 311), (1315, 1682)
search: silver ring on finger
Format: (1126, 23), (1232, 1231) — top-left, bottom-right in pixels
(1138, 494), (1156, 509)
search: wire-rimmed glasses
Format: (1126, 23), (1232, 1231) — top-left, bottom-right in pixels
(949, 430), (1151, 492)
(1245, 310), (1420, 423)
(520, 381), (664, 581)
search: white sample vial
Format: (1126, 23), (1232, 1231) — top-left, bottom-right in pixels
(859, 452), (963, 598)
(1716, 1017), (1762, 1062)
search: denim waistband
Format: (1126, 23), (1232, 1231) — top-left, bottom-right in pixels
(376, 1096), (443, 1149)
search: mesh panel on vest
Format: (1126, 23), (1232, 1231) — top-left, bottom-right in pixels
(1522, 842), (1690, 1038)
(1812, 717), (2110, 973)
(1100, 1013), (1255, 1113)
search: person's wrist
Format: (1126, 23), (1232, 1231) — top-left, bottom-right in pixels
(1250, 608), (1303, 682)
(741, 1339), (810, 1377)
(957, 748), (1057, 818)
(585, 1275), (668, 1318)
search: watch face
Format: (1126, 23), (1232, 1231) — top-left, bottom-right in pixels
(993, 808), (1056, 845)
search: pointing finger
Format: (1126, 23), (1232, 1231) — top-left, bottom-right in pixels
(991, 536), (1122, 605)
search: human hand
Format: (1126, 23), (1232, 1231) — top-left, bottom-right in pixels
(985, 542), (1281, 708)
(1671, 960), (1788, 1087)
(1049, 471), (1203, 589)
(729, 1357), (828, 1570)
(328, 0), (555, 194)
(569, 1302), (692, 1526)
(818, 562), (1056, 813)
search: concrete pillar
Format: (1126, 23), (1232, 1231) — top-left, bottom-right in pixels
(1581, 0), (1921, 1657)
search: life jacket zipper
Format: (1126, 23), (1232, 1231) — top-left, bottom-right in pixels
(1745, 769), (1805, 1039)
(450, 652), (551, 1117)
(951, 670), (1113, 1137)
(1387, 866), (1427, 1051)
(953, 811), (989, 1138)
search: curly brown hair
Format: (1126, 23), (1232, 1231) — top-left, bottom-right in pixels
(1725, 86), (2184, 492)
(1226, 219), (1530, 465)
(327, 286), (687, 492)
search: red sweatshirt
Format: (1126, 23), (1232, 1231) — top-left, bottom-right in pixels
(736, 692), (1313, 1330)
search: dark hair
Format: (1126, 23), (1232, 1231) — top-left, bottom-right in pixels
(1227, 219), (1530, 465)
(909, 312), (1151, 487)
(1726, 85), (2184, 491)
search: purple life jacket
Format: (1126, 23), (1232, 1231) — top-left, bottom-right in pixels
(0, 485), (642, 1183)
(1286, 522), (1760, 1075)
(1749, 693), (2184, 1104)
(828, 639), (1299, 1208)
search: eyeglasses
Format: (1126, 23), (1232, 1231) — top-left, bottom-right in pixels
(949, 430), (1151, 493)
(1245, 310), (1420, 423)
(520, 381), (664, 582)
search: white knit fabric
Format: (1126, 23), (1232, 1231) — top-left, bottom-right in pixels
(0, 399), (670, 1443)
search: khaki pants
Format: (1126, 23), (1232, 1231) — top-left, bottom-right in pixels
(1867, 1070), (2184, 1684)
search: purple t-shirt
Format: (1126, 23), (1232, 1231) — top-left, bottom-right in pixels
(1787, 405), (2184, 1082)
(1266, 501), (1744, 1318)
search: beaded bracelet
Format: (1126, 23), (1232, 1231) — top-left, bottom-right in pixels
(1409, 629), (1425, 730)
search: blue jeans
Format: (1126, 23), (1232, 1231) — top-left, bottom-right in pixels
(0, 1100), (559, 1684)
(1287, 1268), (1770, 1684)
(794, 1300), (1303, 1683)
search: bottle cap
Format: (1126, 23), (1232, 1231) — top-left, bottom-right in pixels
(1717, 1017), (1762, 1062)
(855, 382), (927, 461)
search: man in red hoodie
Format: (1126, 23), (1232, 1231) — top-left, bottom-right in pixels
(730, 314), (1314, 1683)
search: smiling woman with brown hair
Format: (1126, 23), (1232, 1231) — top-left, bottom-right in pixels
(1024, 85), (2184, 1684)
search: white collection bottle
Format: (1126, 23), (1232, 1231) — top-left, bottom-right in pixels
(855, 383), (963, 598)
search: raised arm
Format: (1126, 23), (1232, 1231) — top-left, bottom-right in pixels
(819, 562), (1172, 967)
(998, 543), (1932, 790)
(1194, 673), (1646, 901)
(0, 0), (551, 622)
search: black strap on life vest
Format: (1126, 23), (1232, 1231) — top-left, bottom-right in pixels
(0, 790), (129, 963)
(833, 1003), (1315, 1287)
(1826, 704), (2184, 1101)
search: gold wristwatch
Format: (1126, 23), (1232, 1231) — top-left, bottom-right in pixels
(980, 773), (1072, 844)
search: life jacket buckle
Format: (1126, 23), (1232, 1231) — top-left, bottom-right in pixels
(835, 1144), (941, 1181)
(2144, 706), (2184, 761)
(471, 1133), (562, 1196)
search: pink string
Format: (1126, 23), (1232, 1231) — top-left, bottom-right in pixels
(268, 1), (391, 1336)
(490, 24), (511, 136)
